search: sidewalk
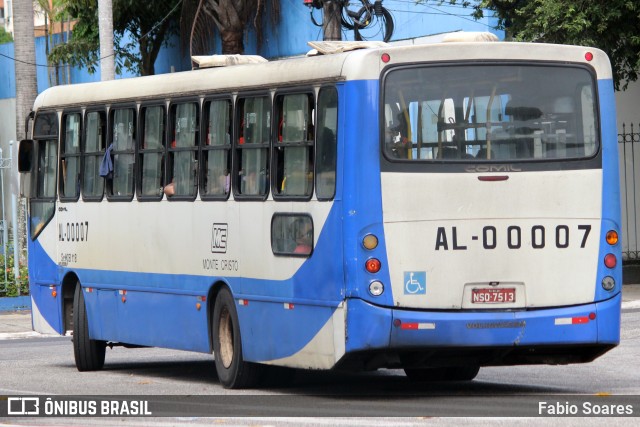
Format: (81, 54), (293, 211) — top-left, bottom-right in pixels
(0, 309), (40, 339)
(1, 285), (639, 339)
(622, 283), (640, 308)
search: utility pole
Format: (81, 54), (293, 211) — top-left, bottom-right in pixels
(323, 1), (342, 41)
(98, 0), (115, 81)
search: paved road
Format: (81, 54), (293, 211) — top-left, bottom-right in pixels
(1, 287), (639, 425)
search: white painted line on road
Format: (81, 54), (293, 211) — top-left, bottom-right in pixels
(622, 300), (640, 310)
(0, 331), (53, 340)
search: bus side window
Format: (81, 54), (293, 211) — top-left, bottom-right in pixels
(316, 86), (338, 200)
(273, 92), (314, 199)
(60, 112), (81, 200)
(201, 98), (231, 199)
(271, 214), (313, 256)
(82, 111), (106, 200)
(108, 107), (136, 199)
(139, 105), (165, 199)
(31, 112), (59, 239)
(167, 101), (199, 199)
(235, 96), (270, 198)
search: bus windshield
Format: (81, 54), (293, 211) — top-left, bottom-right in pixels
(383, 64), (598, 162)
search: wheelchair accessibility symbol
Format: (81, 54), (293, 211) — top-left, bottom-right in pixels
(404, 271), (426, 295)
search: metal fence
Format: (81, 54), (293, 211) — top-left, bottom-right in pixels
(619, 123), (640, 262)
(0, 141), (25, 295)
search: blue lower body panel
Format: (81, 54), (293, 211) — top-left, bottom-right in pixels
(391, 294), (620, 348)
(31, 283), (63, 334)
(83, 287), (211, 353)
(343, 294), (620, 368)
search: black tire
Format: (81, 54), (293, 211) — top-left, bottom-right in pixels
(445, 365), (480, 381)
(404, 367), (446, 382)
(212, 288), (263, 389)
(72, 284), (106, 371)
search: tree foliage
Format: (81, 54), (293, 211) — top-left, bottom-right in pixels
(181, 0), (280, 56)
(0, 255), (29, 297)
(0, 27), (13, 45)
(49, 0), (180, 76)
(438, 0), (640, 90)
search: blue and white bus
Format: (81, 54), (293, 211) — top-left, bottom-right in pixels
(19, 36), (622, 388)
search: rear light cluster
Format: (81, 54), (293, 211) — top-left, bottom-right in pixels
(363, 234), (384, 297)
(602, 230), (618, 291)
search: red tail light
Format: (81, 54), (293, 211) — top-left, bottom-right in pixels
(604, 253), (617, 269)
(365, 258), (381, 273)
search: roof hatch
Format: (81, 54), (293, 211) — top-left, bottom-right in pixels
(191, 55), (268, 69)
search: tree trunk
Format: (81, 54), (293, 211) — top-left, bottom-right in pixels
(98, 0), (115, 81)
(66, 16), (72, 84)
(220, 30), (244, 54)
(13, 0), (38, 141)
(139, 38), (156, 76)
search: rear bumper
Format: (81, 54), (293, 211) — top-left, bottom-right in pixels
(345, 292), (621, 353)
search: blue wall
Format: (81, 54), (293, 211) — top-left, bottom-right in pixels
(252, 1), (501, 58)
(0, 42), (16, 99)
(0, 1), (500, 99)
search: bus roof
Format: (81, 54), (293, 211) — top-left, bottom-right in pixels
(32, 41), (611, 111)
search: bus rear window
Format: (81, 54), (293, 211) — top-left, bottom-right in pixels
(383, 64), (598, 162)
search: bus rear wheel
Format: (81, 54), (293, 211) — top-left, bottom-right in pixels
(404, 367), (446, 382)
(72, 284), (106, 371)
(446, 365), (480, 381)
(212, 288), (263, 389)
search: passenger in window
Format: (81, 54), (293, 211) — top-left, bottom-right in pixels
(240, 169), (256, 194)
(164, 179), (175, 196)
(294, 220), (313, 255)
(212, 170), (230, 194)
(222, 171), (230, 194)
(388, 112), (411, 158)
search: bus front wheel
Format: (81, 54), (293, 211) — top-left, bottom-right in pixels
(72, 284), (106, 371)
(212, 288), (262, 389)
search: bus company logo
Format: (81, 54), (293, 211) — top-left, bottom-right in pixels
(211, 223), (228, 253)
(464, 164), (522, 173)
(7, 397), (40, 415)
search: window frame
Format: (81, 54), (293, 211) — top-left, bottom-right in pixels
(315, 85), (339, 201)
(270, 213), (314, 257)
(106, 103), (137, 201)
(200, 95), (233, 201)
(233, 92), (272, 201)
(59, 110), (83, 202)
(166, 97), (200, 201)
(379, 61), (602, 172)
(81, 108), (107, 202)
(272, 88), (315, 201)
(30, 111), (59, 240)
(137, 101), (167, 201)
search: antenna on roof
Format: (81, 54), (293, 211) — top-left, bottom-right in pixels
(306, 40), (388, 56)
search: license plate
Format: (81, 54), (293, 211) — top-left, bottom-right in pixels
(471, 288), (516, 304)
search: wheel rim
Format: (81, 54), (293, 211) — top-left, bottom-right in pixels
(218, 306), (234, 368)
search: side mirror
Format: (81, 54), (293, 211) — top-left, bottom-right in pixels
(18, 139), (34, 173)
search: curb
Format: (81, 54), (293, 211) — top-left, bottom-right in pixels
(0, 296), (31, 312)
